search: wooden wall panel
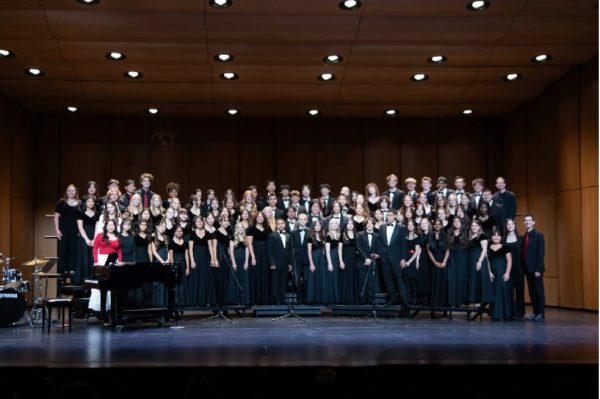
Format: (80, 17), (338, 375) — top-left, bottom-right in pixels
(189, 119), (240, 197)
(527, 193), (558, 278)
(399, 119), (438, 183)
(110, 117), (150, 188)
(275, 120), (316, 191)
(555, 190), (583, 308)
(238, 120), (276, 197)
(581, 186), (598, 310)
(502, 108), (528, 197)
(59, 117), (112, 195)
(11, 115), (33, 198)
(0, 195), (10, 255)
(544, 277), (559, 307)
(579, 59), (598, 189)
(484, 120), (503, 188)
(33, 199), (57, 259)
(363, 120), (400, 192)
(515, 196), (528, 218)
(149, 119), (190, 200)
(0, 96), (13, 197)
(33, 116), (59, 200)
(314, 121), (363, 193)
(10, 196), (33, 271)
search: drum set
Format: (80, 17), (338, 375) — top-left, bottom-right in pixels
(0, 252), (57, 327)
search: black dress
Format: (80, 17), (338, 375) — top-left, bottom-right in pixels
(190, 230), (215, 307)
(478, 216), (496, 238)
(428, 232), (448, 307)
(488, 245), (514, 320)
(75, 209), (98, 284)
(169, 239), (188, 307)
(403, 236), (420, 305)
(339, 234), (357, 304)
(323, 236), (340, 304)
(247, 225), (271, 305)
(416, 233), (432, 305)
(214, 229), (232, 306)
(228, 239), (250, 306)
(307, 236), (326, 305)
(467, 234), (494, 304)
(504, 236), (524, 318)
(447, 235), (469, 307)
(120, 234), (135, 262)
(152, 238), (168, 307)
(135, 234), (152, 306)
(55, 200), (80, 275)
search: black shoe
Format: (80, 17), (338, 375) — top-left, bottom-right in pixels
(534, 314), (545, 321)
(524, 314), (536, 321)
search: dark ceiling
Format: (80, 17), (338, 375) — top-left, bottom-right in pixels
(0, 0), (597, 118)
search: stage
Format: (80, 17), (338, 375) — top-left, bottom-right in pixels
(0, 308), (596, 398)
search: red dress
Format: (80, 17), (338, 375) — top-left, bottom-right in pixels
(92, 233), (122, 264)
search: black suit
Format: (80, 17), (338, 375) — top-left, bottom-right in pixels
(405, 191), (418, 204)
(469, 191), (484, 217)
(285, 220), (297, 234)
(276, 197), (291, 211)
(379, 223), (409, 304)
(433, 188), (454, 199)
(307, 214), (324, 228)
(291, 204), (307, 217)
(300, 198), (312, 214)
(423, 190), (436, 206)
(321, 196), (334, 217)
(492, 190), (517, 232)
(522, 229), (545, 316)
(268, 231), (293, 304)
(135, 188), (154, 209)
(291, 228), (310, 303)
(356, 231), (383, 304)
(382, 189), (404, 211)
(119, 193), (134, 208)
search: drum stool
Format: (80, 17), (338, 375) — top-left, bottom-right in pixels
(41, 298), (73, 333)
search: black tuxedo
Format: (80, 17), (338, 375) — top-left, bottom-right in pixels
(522, 229), (545, 316)
(285, 220), (297, 234)
(321, 196), (334, 217)
(135, 188), (154, 209)
(291, 228), (310, 303)
(405, 191), (418, 204)
(119, 192), (134, 208)
(257, 193), (277, 212)
(469, 191), (484, 217)
(492, 190), (517, 232)
(433, 188), (454, 199)
(324, 213), (344, 231)
(423, 190), (436, 206)
(453, 190), (469, 206)
(276, 197), (291, 211)
(356, 230), (383, 303)
(268, 230), (293, 304)
(382, 189), (404, 210)
(300, 198), (312, 214)
(379, 223), (409, 304)
(307, 214), (324, 228)
(290, 204), (307, 217)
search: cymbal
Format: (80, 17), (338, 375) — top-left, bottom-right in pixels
(22, 258), (49, 267)
(34, 272), (61, 278)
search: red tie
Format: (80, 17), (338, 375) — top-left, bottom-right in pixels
(522, 232), (529, 263)
(143, 191), (148, 208)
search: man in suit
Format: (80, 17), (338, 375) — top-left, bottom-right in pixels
(307, 200), (324, 228)
(268, 218), (293, 305)
(289, 190), (307, 217)
(378, 210), (409, 306)
(135, 172), (154, 209)
(453, 176), (469, 205)
(382, 173), (404, 210)
(404, 177), (418, 203)
(119, 179), (136, 208)
(291, 213), (310, 304)
(433, 176), (454, 199)
(257, 179), (277, 211)
(492, 176), (517, 233)
(276, 184), (291, 211)
(522, 214), (546, 321)
(284, 206), (297, 233)
(266, 193), (284, 220)
(420, 176), (436, 205)
(356, 218), (382, 304)
(300, 184), (312, 215)
(469, 177), (485, 218)
(100, 178), (120, 206)
(320, 184), (334, 217)
(201, 188), (216, 217)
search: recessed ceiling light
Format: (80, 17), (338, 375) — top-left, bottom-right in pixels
(462, 109), (476, 115)
(66, 106), (79, 113)
(215, 53), (234, 62)
(209, 0), (232, 8)
(0, 49), (15, 58)
(339, 0), (361, 10)
(24, 68), (43, 77)
(410, 73), (428, 82)
(220, 72), (238, 80)
(324, 55), (343, 64)
(226, 109), (239, 116)
(146, 108), (160, 115)
(384, 109), (398, 117)
(466, 0), (489, 11)
(306, 109), (320, 117)
(318, 73), (336, 81)
(76, 0), (100, 4)
(105, 51), (125, 61)
(124, 70), (143, 79)
(531, 54), (552, 63)
(503, 72), (521, 82)
(427, 55), (447, 64)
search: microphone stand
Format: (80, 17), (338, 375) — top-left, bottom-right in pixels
(360, 253), (379, 322)
(273, 230), (304, 322)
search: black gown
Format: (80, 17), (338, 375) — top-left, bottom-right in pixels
(227, 240), (250, 306)
(339, 234), (357, 304)
(247, 225), (271, 305)
(467, 234), (494, 304)
(428, 232), (448, 307)
(214, 229), (232, 306)
(190, 230), (215, 307)
(403, 236), (420, 305)
(55, 200), (80, 275)
(169, 239), (188, 307)
(488, 245), (514, 320)
(504, 237), (524, 318)
(416, 233), (432, 305)
(152, 238), (168, 307)
(447, 235), (469, 307)
(478, 216), (496, 238)
(324, 236), (340, 305)
(135, 234), (152, 307)
(308, 236), (326, 305)
(75, 210), (98, 284)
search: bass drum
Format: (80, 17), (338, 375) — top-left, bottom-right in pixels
(0, 288), (26, 326)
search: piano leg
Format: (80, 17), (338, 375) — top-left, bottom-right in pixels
(100, 288), (107, 323)
(110, 291), (117, 326)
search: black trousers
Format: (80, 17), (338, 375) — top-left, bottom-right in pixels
(357, 260), (376, 304)
(511, 265), (526, 317)
(382, 260), (409, 304)
(293, 260), (309, 304)
(271, 268), (288, 305)
(525, 270), (545, 316)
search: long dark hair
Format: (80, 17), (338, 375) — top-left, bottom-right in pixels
(309, 219), (323, 242)
(446, 216), (469, 250)
(102, 219), (120, 244)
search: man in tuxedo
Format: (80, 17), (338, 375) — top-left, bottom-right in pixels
(404, 177), (418, 203)
(300, 184), (312, 214)
(420, 176), (436, 205)
(453, 176), (469, 205)
(492, 177), (517, 233)
(320, 184), (334, 217)
(266, 193), (284, 220)
(268, 219), (293, 305)
(469, 178), (485, 217)
(291, 213), (310, 304)
(337, 194), (353, 218)
(201, 188), (216, 217)
(135, 173), (155, 209)
(289, 190), (307, 217)
(257, 179), (277, 211)
(100, 178), (120, 206)
(433, 176), (454, 199)
(379, 210), (409, 306)
(284, 206), (297, 233)
(276, 184), (291, 211)
(119, 179), (136, 208)
(382, 173), (404, 210)
(522, 214), (546, 321)
(356, 218), (382, 304)
(307, 200), (324, 228)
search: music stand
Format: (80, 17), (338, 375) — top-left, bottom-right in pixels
(272, 233), (304, 322)
(360, 255), (379, 322)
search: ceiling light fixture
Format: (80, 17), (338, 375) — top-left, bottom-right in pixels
(318, 73), (336, 81)
(531, 54), (552, 63)
(0, 49), (15, 58)
(146, 108), (160, 115)
(226, 109), (239, 116)
(462, 109), (476, 115)
(384, 109), (398, 117)
(466, 0), (489, 11)
(209, 0), (232, 8)
(124, 70), (143, 79)
(76, 0), (100, 4)
(66, 106), (79, 113)
(410, 73), (429, 82)
(323, 55), (343, 64)
(427, 55), (447, 64)
(339, 0), (361, 10)
(215, 54), (234, 62)
(306, 109), (320, 117)
(24, 68), (44, 77)
(503, 72), (522, 82)
(105, 51), (126, 61)
(220, 72), (239, 80)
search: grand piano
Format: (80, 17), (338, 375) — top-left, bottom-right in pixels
(84, 259), (184, 327)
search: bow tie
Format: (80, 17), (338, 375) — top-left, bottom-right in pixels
(388, 224), (395, 228)
(367, 232), (373, 235)
(279, 231), (286, 235)
(475, 193), (481, 197)
(456, 191), (464, 195)
(299, 227), (306, 231)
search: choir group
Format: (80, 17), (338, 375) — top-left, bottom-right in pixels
(54, 173), (546, 321)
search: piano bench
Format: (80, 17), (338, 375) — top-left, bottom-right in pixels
(42, 298), (73, 333)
